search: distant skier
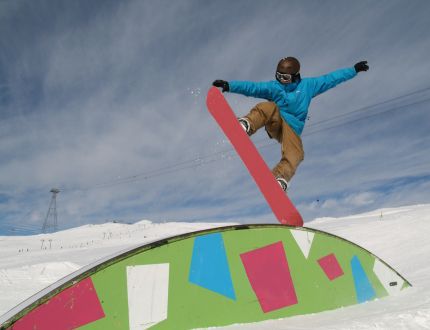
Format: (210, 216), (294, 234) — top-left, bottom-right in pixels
(212, 57), (369, 192)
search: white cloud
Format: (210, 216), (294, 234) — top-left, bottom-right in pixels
(1, 0), (430, 233)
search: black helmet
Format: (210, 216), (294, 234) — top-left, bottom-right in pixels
(277, 57), (300, 74)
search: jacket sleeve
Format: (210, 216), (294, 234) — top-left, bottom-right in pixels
(310, 67), (357, 97)
(228, 81), (273, 100)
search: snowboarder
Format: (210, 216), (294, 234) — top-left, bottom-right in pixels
(212, 57), (369, 192)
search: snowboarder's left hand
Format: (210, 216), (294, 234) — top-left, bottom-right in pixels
(212, 80), (230, 92)
(354, 61), (369, 73)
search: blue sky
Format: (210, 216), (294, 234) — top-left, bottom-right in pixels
(1, 0), (430, 234)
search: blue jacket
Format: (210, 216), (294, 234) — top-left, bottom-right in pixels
(228, 67), (357, 136)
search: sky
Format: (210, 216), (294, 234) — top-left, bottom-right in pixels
(0, 0), (430, 235)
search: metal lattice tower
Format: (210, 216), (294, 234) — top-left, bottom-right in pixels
(42, 188), (60, 233)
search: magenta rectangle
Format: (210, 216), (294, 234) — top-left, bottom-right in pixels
(240, 241), (298, 313)
(206, 87), (303, 226)
(11, 277), (105, 330)
(318, 253), (344, 281)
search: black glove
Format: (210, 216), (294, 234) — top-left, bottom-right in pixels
(354, 61), (369, 73)
(212, 80), (230, 92)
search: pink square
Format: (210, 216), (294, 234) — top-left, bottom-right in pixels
(318, 253), (344, 280)
(240, 241), (298, 313)
(11, 277), (105, 329)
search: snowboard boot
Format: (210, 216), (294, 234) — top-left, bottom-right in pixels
(238, 117), (251, 135)
(276, 177), (289, 192)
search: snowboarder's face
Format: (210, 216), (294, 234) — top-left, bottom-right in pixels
(276, 71), (294, 84)
(276, 59), (300, 84)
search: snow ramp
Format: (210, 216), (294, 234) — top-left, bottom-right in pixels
(0, 224), (411, 330)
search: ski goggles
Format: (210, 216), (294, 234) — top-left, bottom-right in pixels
(276, 71), (300, 83)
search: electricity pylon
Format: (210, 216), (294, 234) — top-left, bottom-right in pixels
(42, 188), (60, 233)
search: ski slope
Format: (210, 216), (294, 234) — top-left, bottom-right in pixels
(1, 204), (430, 329)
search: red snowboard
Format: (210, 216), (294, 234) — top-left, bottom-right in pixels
(206, 87), (303, 226)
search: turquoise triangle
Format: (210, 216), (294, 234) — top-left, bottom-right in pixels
(189, 233), (236, 300)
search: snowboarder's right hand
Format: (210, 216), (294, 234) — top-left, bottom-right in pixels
(212, 80), (230, 93)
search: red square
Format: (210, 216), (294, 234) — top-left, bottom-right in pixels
(318, 253), (344, 280)
(240, 241), (298, 313)
(11, 277), (105, 329)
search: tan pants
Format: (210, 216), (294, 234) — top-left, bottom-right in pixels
(244, 102), (304, 182)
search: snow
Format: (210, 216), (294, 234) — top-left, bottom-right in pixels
(1, 204), (430, 329)
(217, 204), (430, 330)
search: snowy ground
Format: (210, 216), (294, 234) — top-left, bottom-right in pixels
(1, 204), (430, 329)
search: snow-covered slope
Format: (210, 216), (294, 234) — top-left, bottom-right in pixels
(1, 204), (430, 329)
(0, 220), (234, 317)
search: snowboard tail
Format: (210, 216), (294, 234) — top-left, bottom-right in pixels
(206, 87), (303, 226)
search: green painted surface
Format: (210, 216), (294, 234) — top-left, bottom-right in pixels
(2, 225), (411, 330)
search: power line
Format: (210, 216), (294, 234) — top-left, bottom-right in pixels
(8, 87), (430, 234)
(4, 210), (40, 234)
(248, 95), (430, 154)
(61, 147), (238, 192)
(304, 96), (430, 137)
(306, 86), (430, 129)
(60, 86), (430, 192)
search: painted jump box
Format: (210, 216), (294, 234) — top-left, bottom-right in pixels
(0, 225), (411, 330)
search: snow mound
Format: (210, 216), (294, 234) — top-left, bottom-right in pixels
(0, 262), (81, 315)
